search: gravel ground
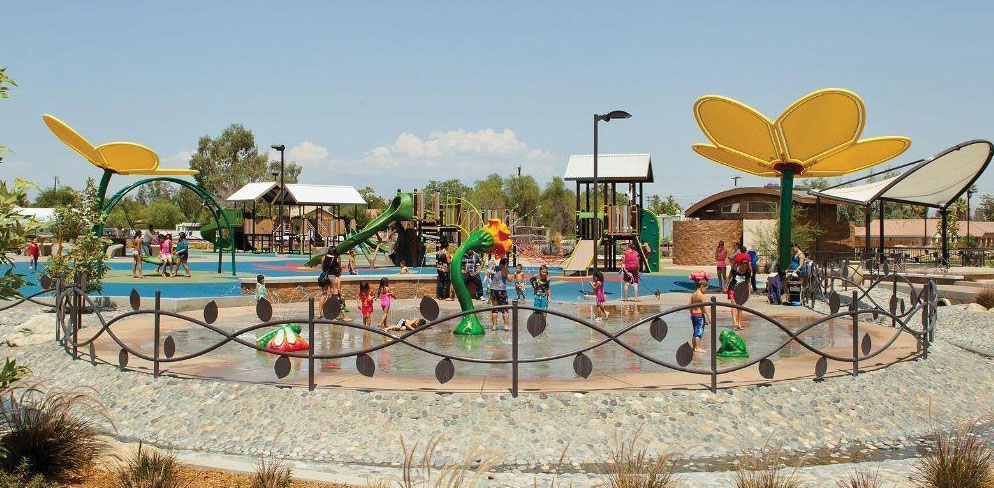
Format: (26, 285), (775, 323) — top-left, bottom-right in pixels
(2, 290), (994, 484)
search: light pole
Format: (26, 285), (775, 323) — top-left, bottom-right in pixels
(271, 144), (286, 253)
(967, 185), (976, 248)
(592, 110), (632, 273)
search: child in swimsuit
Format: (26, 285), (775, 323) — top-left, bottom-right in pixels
(531, 264), (551, 310)
(358, 281), (374, 327)
(384, 318), (427, 332)
(689, 271), (711, 353)
(512, 264), (526, 301)
(592, 271), (608, 320)
(377, 277), (394, 328)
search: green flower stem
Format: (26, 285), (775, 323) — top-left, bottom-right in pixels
(451, 230), (494, 335)
(778, 170), (795, 271)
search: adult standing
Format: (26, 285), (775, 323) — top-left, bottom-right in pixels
(715, 241), (728, 292)
(621, 242), (641, 301)
(747, 246), (759, 292)
(727, 244), (753, 329)
(462, 250), (484, 300)
(173, 232), (191, 277)
(435, 240), (451, 300)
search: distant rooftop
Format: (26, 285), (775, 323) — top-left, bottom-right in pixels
(563, 153), (653, 183)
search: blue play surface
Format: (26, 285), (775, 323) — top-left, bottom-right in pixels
(5, 258), (727, 301)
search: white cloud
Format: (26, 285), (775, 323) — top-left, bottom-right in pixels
(362, 128), (555, 170)
(287, 141), (329, 163)
(163, 150), (194, 164)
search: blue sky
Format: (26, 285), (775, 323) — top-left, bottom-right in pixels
(3, 1), (994, 208)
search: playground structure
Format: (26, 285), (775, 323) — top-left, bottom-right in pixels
(563, 153), (660, 273)
(41, 114), (237, 275)
(691, 88), (911, 270)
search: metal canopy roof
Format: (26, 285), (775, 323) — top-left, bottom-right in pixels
(809, 140), (993, 209)
(564, 153), (654, 183)
(226, 182), (367, 206)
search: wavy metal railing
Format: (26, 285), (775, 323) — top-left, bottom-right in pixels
(47, 268), (939, 396)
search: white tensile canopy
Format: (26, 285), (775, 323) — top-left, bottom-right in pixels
(226, 183), (366, 206)
(809, 140), (993, 209)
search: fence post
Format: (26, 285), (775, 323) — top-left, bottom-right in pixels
(153, 291), (161, 377)
(511, 300), (519, 398)
(54, 278), (62, 344)
(922, 282), (930, 359)
(308, 297), (316, 391)
(710, 297), (717, 393)
(71, 274), (81, 360)
(851, 290), (859, 377)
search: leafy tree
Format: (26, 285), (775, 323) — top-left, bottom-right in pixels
(0, 180), (41, 300)
(0, 67), (16, 156)
(538, 177), (574, 238)
(139, 199), (187, 229)
(647, 194), (682, 216)
(104, 198), (144, 229)
(358, 186), (387, 210)
(752, 203), (824, 257)
(468, 174), (505, 210)
(504, 175), (541, 223)
(33, 187), (78, 208)
(174, 188), (210, 224)
(976, 194), (994, 221)
(423, 179), (471, 200)
(135, 180), (175, 205)
(267, 160), (302, 184)
(801, 177), (831, 190)
(189, 124), (268, 202)
(46, 178), (109, 293)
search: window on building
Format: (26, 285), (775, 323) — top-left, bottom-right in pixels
(719, 203), (740, 215)
(747, 201), (775, 214)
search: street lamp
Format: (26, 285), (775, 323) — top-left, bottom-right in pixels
(592, 110), (632, 273)
(271, 144), (286, 253)
(967, 185), (976, 248)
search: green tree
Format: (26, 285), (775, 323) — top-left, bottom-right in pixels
(45, 178), (110, 293)
(468, 174), (505, 210)
(189, 124), (268, 202)
(0, 67), (16, 156)
(139, 199), (187, 229)
(647, 194), (682, 216)
(267, 160), (302, 184)
(423, 179), (471, 199)
(753, 203), (824, 257)
(135, 180), (175, 205)
(174, 187), (210, 224)
(33, 187), (77, 208)
(504, 174), (541, 223)
(358, 186), (387, 210)
(976, 194), (994, 221)
(538, 177), (574, 238)
(0, 180), (41, 299)
(104, 198), (145, 229)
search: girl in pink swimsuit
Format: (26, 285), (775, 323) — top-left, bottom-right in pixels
(377, 277), (395, 328)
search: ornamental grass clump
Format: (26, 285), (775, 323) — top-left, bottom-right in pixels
(732, 446), (800, 488)
(834, 469), (881, 488)
(598, 429), (680, 488)
(252, 455), (292, 488)
(0, 386), (110, 480)
(914, 421), (994, 488)
(974, 286), (994, 309)
(112, 442), (186, 488)
(397, 436), (496, 488)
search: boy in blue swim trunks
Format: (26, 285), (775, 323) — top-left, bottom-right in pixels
(530, 264), (551, 310)
(689, 273), (711, 354)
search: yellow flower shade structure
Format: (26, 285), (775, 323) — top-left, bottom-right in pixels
(691, 88), (911, 269)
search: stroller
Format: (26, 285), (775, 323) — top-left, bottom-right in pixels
(784, 259), (812, 306)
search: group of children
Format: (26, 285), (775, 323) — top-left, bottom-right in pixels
(131, 230), (190, 279)
(481, 260), (553, 331)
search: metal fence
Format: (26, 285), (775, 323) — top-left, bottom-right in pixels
(17, 263), (935, 396)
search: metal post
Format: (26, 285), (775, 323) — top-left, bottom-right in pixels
(511, 300), (519, 397)
(878, 201), (885, 263)
(941, 208), (949, 266)
(55, 278), (62, 344)
(153, 291), (161, 377)
(920, 284), (928, 359)
(851, 290), (859, 377)
(710, 297), (717, 393)
(308, 298), (316, 391)
(864, 205), (872, 264)
(592, 115), (599, 274)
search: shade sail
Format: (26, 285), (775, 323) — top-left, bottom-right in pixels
(226, 183), (367, 206)
(810, 140), (993, 209)
(564, 153), (653, 182)
(227, 182), (279, 202)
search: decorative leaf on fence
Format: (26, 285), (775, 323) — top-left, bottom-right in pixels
(274, 355), (291, 379)
(163, 336), (176, 359)
(829, 291), (840, 314)
(89, 343), (95, 366)
(910, 289), (918, 306)
(900, 299), (906, 314)
(356, 354), (376, 377)
(435, 358), (454, 384)
(256, 299), (273, 322)
(883, 262), (890, 275)
(573, 353), (593, 378)
(889, 296), (898, 314)
(204, 301), (218, 324)
(676, 342), (694, 367)
(40, 275), (51, 290)
(815, 357), (828, 379)
(419, 297), (440, 321)
(759, 359), (775, 380)
(526, 312), (546, 337)
(130, 289), (141, 311)
(734, 282), (750, 306)
(861, 333), (872, 356)
(649, 318), (668, 342)
(118, 349), (129, 370)
(322, 297), (341, 321)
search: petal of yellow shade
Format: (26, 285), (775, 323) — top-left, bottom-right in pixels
(774, 89), (865, 165)
(693, 96), (779, 163)
(803, 137), (912, 177)
(42, 114), (106, 169)
(692, 144), (779, 177)
(96, 142), (199, 176)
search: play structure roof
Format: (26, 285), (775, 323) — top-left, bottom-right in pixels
(809, 140), (993, 209)
(563, 153), (653, 183)
(226, 182), (366, 206)
(14, 207), (56, 222)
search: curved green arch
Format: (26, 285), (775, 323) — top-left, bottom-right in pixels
(99, 177), (236, 275)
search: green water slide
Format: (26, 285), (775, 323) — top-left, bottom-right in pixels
(638, 208), (661, 273)
(306, 193), (414, 268)
(200, 208), (244, 249)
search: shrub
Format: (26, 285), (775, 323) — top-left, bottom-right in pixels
(732, 446), (800, 488)
(0, 387), (110, 479)
(599, 430), (679, 488)
(0, 461), (59, 488)
(914, 422), (994, 488)
(252, 455), (292, 488)
(835, 469), (881, 488)
(112, 442), (186, 488)
(975, 286), (994, 309)
(0, 358), (30, 389)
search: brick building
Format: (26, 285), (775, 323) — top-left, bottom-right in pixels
(672, 186), (856, 265)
